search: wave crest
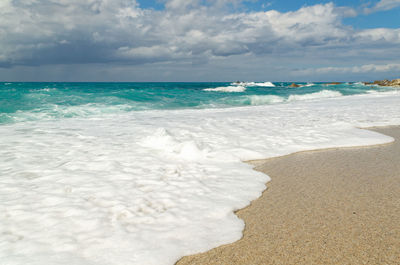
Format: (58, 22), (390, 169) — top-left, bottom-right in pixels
(288, 90), (342, 102)
(247, 95), (285, 105)
(231, 82), (275, 87)
(204, 86), (246, 92)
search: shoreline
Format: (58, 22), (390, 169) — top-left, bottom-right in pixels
(177, 125), (400, 265)
(247, 125), (396, 168)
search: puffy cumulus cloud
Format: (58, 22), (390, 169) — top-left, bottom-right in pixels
(248, 4), (349, 46)
(0, 0), (399, 81)
(364, 0), (400, 14)
(0, 0), (146, 66)
(356, 28), (400, 42)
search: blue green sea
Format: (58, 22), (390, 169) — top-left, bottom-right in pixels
(1, 80), (400, 265)
(0, 81), (392, 124)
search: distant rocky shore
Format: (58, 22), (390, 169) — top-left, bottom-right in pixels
(363, 78), (400, 87)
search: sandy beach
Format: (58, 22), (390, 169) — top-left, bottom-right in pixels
(177, 126), (400, 265)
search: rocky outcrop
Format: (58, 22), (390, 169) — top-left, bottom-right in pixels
(364, 79), (400, 87)
(325, 82), (342, 85)
(289, 83), (300, 88)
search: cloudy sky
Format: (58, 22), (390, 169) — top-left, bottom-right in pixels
(0, 0), (399, 82)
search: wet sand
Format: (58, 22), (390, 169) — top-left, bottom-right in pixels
(177, 126), (400, 265)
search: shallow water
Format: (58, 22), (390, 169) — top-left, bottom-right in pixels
(1, 82), (400, 265)
(0, 81), (391, 124)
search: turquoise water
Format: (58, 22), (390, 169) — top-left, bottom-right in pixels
(0, 82), (392, 124)
(1, 81), (400, 265)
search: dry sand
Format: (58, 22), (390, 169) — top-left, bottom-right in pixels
(177, 126), (400, 265)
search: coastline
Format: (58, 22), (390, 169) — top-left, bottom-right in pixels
(177, 126), (400, 265)
(2, 82), (400, 265)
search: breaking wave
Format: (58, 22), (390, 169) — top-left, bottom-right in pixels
(230, 82), (275, 87)
(204, 86), (247, 92)
(288, 90), (342, 102)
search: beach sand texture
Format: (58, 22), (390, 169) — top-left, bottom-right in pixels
(177, 126), (400, 265)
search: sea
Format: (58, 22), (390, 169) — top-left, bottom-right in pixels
(1, 81), (400, 265)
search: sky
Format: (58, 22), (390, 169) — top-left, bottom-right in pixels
(0, 0), (400, 82)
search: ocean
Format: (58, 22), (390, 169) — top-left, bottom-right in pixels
(1, 81), (400, 265)
(0, 82), (397, 124)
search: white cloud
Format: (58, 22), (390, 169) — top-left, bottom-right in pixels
(356, 28), (400, 42)
(364, 0), (400, 14)
(293, 63), (400, 75)
(164, 0), (200, 11)
(0, 1), (399, 81)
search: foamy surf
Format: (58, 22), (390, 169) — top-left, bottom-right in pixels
(288, 90), (342, 101)
(247, 95), (285, 105)
(1, 83), (400, 265)
(301, 83), (315, 87)
(204, 86), (247, 92)
(230, 81), (275, 87)
(222, 90), (343, 106)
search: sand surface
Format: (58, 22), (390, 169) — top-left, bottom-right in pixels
(177, 126), (400, 265)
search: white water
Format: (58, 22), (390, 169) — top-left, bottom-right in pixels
(232, 90), (343, 106)
(247, 95), (285, 105)
(1, 91), (400, 265)
(288, 90), (342, 101)
(300, 83), (315, 87)
(229, 81), (275, 87)
(244, 82), (275, 87)
(204, 86), (247, 92)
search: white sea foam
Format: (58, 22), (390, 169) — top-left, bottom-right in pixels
(1, 91), (400, 265)
(29, 87), (56, 92)
(237, 90), (343, 106)
(288, 90), (342, 101)
(301, 83), (315, 87)
(367, 90), (378, 94)
(230, 82), (275, 87)
(248, 82), (275, 87)
(6, 103), (149, 123)
(247, 95), (285, 105)
(216, 90), (343, 107)
(204, 86), (246, 92)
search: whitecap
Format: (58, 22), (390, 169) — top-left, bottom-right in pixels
(245, 82), (275, 87)
(230, 82), (275, 87)
(247, 95), (285, 105)
(288, 90), (342, 102)
(300, 83), (315, 87)
(204, 86), (246, 92)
